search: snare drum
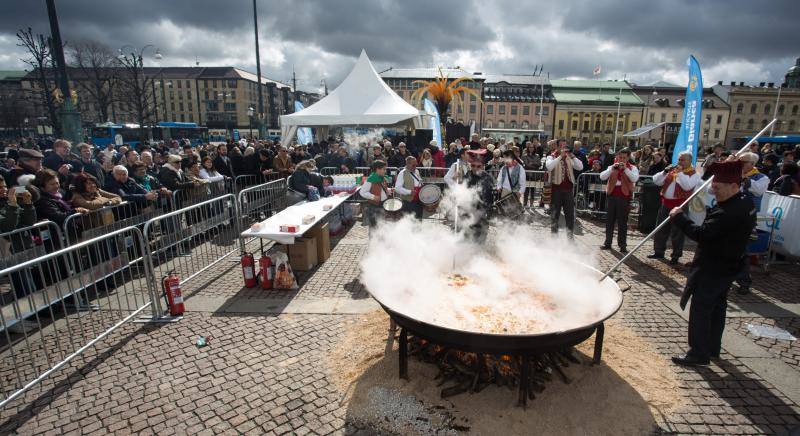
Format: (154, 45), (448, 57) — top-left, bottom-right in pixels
(418, 184), (442, 212)
(493, 194), (525, 219)
(382, 198), (404, 221)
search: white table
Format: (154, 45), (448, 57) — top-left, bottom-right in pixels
(240, 192), (354, 244)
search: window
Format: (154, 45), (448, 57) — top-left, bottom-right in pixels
(734, 119), (741, 129)
(778, 105), (785, 115)
(213, 80), (218, 88)
(180, 114), (185, 122)
(469, 104), (476, 114)
(486, 105), (493, 114)
(228, 79), (237, 88)
(511, 106), (517, 115)
(764, 104), (771, 115)
(618, 121), (623, 130)
(457, 105), (463, 113)
(583, 121), (589, 131)
(186, 80), (190, 88)
(660, 113), (666, 122)
(747, 119), (754, 130)
(204, 90), (209, 99)
(187, 91), (192, 99)
(189, 114), (194, 122)
(714, 129), (720, 139)
(499, 105), (506, 115)
(485, 120), (493, 128)
(736, 103), (743, 114)
(631, 122), (637, 130)
(510, 121), (517, 128)
(177, 81), (182, 89)
(594, 120), (601, 131)
(542, 107), (549, 116)
(571, 120), (578, 130)
(179, 102), (184, 111)
(789, 121), (796, 131)
(558, 120), (564, 130)
(672, 113), (678, 122)
(522, 121), (529, 128)
(750, 103), (757, 114)
(523, 106), (530, 115)
(716, 115), (722, 124)
(793, 105), (799, 116)
(498, 120), (505, 128)
(649, 112), (654, 123)
(762, 119), (768, 128)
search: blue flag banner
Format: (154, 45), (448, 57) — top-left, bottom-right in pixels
(671, 55), (703, 165)
(294, 101), (313, 145)
(424, 98), (442, 147)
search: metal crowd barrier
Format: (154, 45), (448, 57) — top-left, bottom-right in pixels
(63, 200), (162, 246)
(171, 179), (230, 212)
(143, 194), (241, 289)
(0, 221), (64, 273)
(573, 172), (654, 220)
(418, 167), (447, 185)
(236, 179), (288, 253)
(0, 226), (156, 408)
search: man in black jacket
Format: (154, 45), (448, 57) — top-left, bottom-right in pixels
(669, 159), (756, 366)
(213, 144), (235, 178)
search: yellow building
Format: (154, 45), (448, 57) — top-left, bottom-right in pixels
(551, 80), (644, 148)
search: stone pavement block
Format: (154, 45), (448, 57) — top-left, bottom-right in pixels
(738, 357), (800, 406)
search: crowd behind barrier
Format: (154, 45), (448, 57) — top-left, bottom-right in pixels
(1, 133), (798, 409)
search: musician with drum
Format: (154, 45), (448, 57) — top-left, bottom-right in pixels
(358, 160), (391, 228)
(496, 149), (526, 200)
(395, 156), (423, 219)
(444, 148), (470, 186)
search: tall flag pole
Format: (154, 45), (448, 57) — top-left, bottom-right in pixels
(671, 55), (704, 165)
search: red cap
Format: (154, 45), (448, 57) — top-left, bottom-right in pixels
(704, 160), (743, 184)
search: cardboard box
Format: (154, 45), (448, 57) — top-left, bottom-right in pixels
(308, 222), (331, 262)
(287, 237), (317, 271)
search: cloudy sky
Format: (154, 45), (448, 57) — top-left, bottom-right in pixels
(1, 0), (797, 92)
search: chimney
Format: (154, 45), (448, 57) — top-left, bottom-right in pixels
(730, 81), (736, 86)
(739, 82), (745, 86)
(717, 80), (723, 85)
(768, 82), (774, 87)
(759, 82), (766, 87)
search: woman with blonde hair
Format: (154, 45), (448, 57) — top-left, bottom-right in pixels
(637, 144), (655, 174)
(419, 149), (433, 168)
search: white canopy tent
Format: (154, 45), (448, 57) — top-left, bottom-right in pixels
(280, 50), (425, 147)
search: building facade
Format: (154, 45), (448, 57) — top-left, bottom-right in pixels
(713, 81), (800, 149)
(633, 83), (730, 149)
(551, 80), (644, 147)
(481, 75), (555, 140)
(20, 67), (318, 134)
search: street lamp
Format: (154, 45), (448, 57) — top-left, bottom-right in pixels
(217, 91), (233, 139)
(644, 89), (658, 143)
(247, 106), (254, 139)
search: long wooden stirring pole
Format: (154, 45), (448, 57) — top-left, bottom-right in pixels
(597, 118), (777, 283)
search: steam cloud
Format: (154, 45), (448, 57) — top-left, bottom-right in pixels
(360, 186), (622, 334)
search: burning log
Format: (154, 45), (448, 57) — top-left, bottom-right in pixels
(407, 336), (582, 405)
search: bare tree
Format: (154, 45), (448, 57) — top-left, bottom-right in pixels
(116, 47), (158, 143)
(69, 40), (118, 124)
(16, 27), (62, 136)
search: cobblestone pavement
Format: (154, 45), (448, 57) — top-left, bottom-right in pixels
(0, 213), (798, 435)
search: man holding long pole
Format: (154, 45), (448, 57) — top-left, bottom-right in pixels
(668, 159), (756, 366)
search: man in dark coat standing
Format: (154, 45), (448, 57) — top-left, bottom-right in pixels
(213, 144), (235, 178)
(669, 159), (756, 366)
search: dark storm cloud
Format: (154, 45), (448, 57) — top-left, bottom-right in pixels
(0, 0), (796, 89)
(561, 0), (800, 61)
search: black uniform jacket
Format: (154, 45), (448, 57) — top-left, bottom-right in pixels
(673, 192), (756, 307)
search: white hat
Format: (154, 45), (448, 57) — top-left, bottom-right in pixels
(429, 140), (438, 146)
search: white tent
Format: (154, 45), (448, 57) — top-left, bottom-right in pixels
(280, 50), (424, 146)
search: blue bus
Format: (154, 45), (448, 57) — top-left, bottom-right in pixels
(91, 122), (209, 149)
(90, 123), (144, 148)
(152, 122), (208, 146)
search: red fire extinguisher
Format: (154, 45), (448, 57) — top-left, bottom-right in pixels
(241, 252), (257, 288)
(259, 254), (273, 289)
(162, 271), (185, 316)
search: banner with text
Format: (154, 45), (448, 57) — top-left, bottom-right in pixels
(671, 55), (703, 165)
